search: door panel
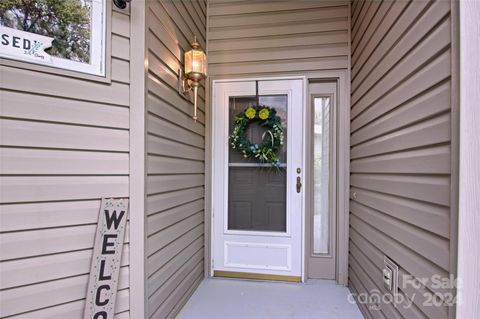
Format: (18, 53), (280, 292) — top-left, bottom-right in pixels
(228, 167), (287, 231)
(212, 79), (305, 280)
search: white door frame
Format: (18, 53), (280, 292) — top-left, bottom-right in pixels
(206, 71), (350, 285)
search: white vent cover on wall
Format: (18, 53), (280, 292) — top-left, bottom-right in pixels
(383, 256), (399, 302)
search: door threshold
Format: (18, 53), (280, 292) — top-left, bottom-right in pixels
(213, 270), (301, 282)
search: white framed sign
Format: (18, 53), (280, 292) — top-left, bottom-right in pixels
(84, 198), (128, 319)
(0, 26), (54, 63)
(0, 0), (106, 76)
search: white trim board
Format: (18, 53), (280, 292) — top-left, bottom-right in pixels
(456, 0), (480, 317)
(129, 1), (147, 318)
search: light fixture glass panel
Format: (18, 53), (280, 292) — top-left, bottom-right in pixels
(184, 50), (193, 74)
(185, 49), (206, 75)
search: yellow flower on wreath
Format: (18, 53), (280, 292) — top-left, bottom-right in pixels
(245, 107), (256, 119)
(259, 108), (270, 120)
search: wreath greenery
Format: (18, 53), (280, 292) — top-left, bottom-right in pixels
(229, 105), (284, 168)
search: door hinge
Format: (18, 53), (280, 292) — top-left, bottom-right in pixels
(212, 259), (214, 268)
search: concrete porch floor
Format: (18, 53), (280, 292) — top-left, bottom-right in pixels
(177, 278), (363, 319)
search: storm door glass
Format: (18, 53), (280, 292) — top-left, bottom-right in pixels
(228, 95), (288, 232)
(313, 97), (330, 254)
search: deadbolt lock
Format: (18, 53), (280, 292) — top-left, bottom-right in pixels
(296, 176), (302, 193)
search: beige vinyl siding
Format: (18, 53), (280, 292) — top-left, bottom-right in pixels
(207, 0), (350, 77)
(349, 1), (455, 318)
(0, 7), (131, 319)
(145, 1), (206, 318)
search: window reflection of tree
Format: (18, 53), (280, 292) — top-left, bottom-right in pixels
(0, 0), (91, 63)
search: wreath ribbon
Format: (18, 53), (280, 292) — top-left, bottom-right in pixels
(262, 130), (275, 148)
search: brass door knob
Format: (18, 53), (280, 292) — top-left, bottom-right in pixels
(296, 176), (302, 193)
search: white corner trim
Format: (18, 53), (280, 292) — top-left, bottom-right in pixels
(129, 1), (147, 318)
(456, 1), (480, 317)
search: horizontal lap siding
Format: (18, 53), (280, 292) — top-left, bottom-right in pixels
(349, 1), (454, 318)
(146, 1), (206, 318)
(0, 8), (131, 319)
(208, 0), (350, 77)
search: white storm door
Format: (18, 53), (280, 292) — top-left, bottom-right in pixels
(212, 78), (305, 280)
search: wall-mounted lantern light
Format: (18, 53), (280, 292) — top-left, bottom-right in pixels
(179, 36), (207, 122)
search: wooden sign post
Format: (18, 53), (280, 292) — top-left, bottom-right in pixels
(84, 198), (129, 319)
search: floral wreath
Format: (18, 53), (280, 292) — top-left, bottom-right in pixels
(229, 105), (284, 168)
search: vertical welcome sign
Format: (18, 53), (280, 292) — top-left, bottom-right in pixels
(84, 199), (129, 319)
